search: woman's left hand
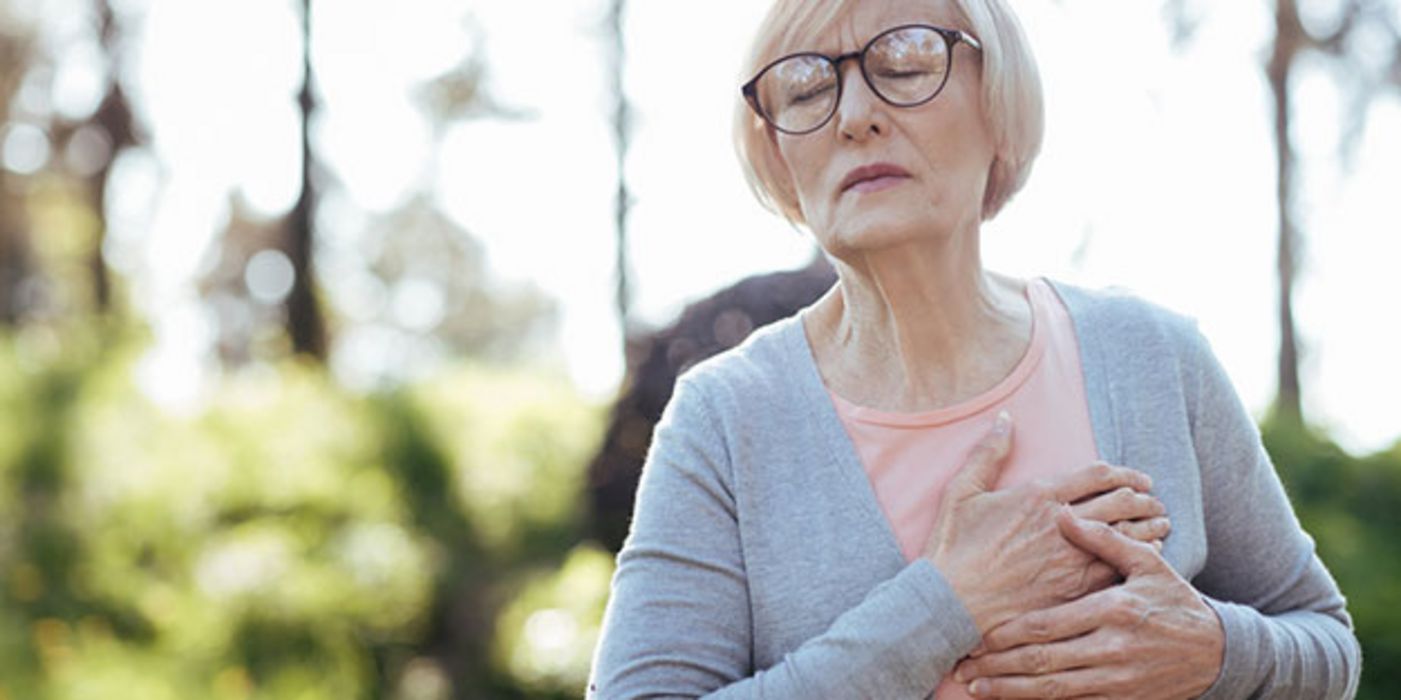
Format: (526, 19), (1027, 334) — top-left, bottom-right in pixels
(951, 510), (1225, 699)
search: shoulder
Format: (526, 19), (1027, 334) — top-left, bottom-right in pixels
(1042, 277), (1230, 417)
(670, 314), (804, 419)
(1046, 278), (1199, 341)
(1044, 277), (1209, 366)
(651, 314), (812, 485)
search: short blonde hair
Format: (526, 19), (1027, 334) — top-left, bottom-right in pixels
(732, 0), (1044, 225)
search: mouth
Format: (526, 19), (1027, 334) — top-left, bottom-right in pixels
(839, 163), (911, 194)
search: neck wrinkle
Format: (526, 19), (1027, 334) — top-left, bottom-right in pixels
(813, 238), (1029, 411)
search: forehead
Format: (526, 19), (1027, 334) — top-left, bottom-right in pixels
(794, 0), (964, 54)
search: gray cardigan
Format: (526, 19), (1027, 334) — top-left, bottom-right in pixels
(588, 278), (1360, 699)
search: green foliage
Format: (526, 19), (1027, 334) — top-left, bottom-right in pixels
(492, 543), (614, 694)
(1263, 414), (1401, 699)
(0, 323), (607, 699)
(6, 314), (1397, 699)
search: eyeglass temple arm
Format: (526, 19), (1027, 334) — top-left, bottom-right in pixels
(955, 30), (982, 52)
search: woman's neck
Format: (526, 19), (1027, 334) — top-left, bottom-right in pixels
(804, 239), (1032, 412)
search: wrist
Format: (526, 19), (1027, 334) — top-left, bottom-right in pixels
(926, 556), (1004, 634)
(1186, 594), (1228, 698)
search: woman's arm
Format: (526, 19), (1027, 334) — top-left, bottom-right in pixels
(1183, 324), (1361, 698)
(590, 374), (1172, 698)
(952, 323), (1362, 698)
(586, 375), (982, 699)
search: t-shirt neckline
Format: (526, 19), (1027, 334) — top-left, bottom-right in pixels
(821, 276), (1050, 428)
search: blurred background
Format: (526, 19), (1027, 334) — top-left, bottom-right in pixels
(0, 0), (1398, 697)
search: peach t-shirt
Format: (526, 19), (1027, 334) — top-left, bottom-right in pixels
(826, 276), (1099, 699)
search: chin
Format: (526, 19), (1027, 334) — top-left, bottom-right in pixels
(822, 211), (939, 255)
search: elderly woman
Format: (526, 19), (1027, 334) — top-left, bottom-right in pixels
(588, 0), (1360, 697)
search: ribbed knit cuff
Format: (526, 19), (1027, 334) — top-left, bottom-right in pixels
(903, 558), (983, 671)
(1195, 597), (1259, 700)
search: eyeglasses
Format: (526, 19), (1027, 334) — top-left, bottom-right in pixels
(741, 24), (982, 135)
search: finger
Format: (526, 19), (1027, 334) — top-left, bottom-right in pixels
(946, 410), (1014, 498)
(1056, 510), (1163, 578)
(967, 667), (1105, 699)
(1111, 516), (1171, 544)
(1070, 486), (1165, 523)
(954, 635), (1100, 681)
(1048, 462), (1152, 504)
(981, 592), (1105, 653)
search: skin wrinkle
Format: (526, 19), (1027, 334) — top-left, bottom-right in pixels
(589, 0), (1354, 694)
(774, 1), (1028, 416)
(778, 4), (1227, 688)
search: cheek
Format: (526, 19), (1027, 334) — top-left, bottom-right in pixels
(920, 124), (993, 193)
(777, 143), (830, 219)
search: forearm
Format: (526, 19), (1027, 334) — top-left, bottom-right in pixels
(717, 559), (978, 697)
(593, 558), (980, 699)
(1185, 325), (1361, 698)
(1198, 590), (1360, 699)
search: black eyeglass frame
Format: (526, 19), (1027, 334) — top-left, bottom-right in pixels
(740, 23), (983, 136)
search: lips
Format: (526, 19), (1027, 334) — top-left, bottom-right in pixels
(839, 162), (911, 194)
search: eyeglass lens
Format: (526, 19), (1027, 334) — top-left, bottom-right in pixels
(753, 26), (952, 134)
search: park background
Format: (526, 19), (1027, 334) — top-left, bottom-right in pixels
(1, 0), (1399, 697)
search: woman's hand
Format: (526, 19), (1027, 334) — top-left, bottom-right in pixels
(951, 512), (1225, 699)
(922, 412), (1165, 635)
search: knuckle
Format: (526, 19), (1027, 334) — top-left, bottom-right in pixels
(1089, 461), (1114, 481)
(1139, 494), (1165, 516)
(1027, 616), (1054, 642)
(1108, 598), (1141, 626)
(965, 444), (995, 466)
(1105, 643), (1130, 665)
(1039, 677), (1068, 699)
(1029, 645), (1053, 674)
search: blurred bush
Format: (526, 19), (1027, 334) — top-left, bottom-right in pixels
(1, 317), (1398, 698)
(0, 322), (608, 699)
(1263, 414), (1401, 698)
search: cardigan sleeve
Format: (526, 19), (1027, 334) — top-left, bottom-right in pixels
(1181, 324), (1362, 699)
(587, 374), (982, 699)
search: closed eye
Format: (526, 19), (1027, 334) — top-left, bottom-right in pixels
(790, 83), (835, 105)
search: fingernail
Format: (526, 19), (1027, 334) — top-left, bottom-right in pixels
(954, 668), (967, 682)
(969, 680), (986, 696)
(993, 409), (1012, 436)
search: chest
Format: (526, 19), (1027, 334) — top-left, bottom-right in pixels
(729, 396), (1209, 674)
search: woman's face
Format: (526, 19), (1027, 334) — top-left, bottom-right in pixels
(772, 0), (995, 258)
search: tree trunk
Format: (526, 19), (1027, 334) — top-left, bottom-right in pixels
(1268, 0), (1304, 428)
(606, 0), (633, 336)
(86, 0), (138, 315)
(286, 0), (327, 360)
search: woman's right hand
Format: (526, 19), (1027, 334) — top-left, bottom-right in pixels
(920, 411), (1168, 635)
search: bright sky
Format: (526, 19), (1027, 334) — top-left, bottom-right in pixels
(26, 0), (1398, 453)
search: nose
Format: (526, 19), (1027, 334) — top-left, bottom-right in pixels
(833, 60), (884, 141)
